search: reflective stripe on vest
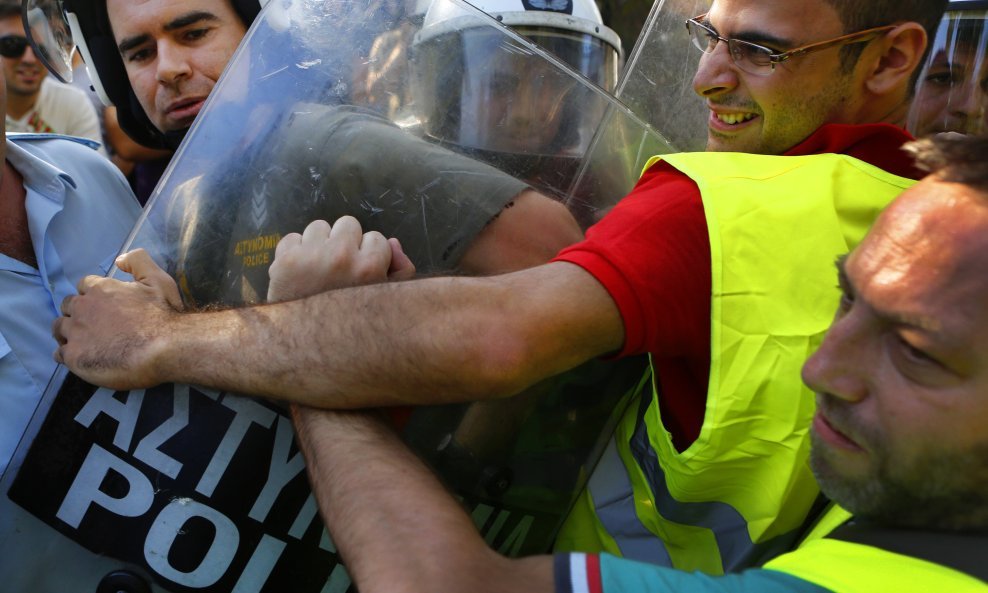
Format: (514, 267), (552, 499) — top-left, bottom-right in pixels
(555, 152), (916, 574)
(764, 538), (987, 593)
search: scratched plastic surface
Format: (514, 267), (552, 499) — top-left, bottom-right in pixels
(0, 0), (698, 591)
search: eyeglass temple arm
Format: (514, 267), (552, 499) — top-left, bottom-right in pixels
(770, 25), (898, 65)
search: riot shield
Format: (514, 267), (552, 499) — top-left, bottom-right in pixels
(0, 1), (663, 591)
(615, 0), (711, 152)
(907, 0), (988, 137)
(562, 0), (711, 224)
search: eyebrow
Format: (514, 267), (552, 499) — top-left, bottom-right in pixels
(699, 15), (794, 49)
(835, 255), (942, 333)
(117, 11), (220, 54)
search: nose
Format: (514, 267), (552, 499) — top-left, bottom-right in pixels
(20, 44), (38, 64)
(156, 42), (192, 85)
(947, 80), (987, 133)
(692, 42), (739, 98)
(801, 309), (870, 404)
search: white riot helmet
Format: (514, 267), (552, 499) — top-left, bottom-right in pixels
(419, 0), (621, 89)
(908, 0), (988, 136)
(411, 0), (621, 167)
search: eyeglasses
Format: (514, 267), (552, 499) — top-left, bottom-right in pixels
(685, 14), (896, 76)
(0, 35), (30, 59)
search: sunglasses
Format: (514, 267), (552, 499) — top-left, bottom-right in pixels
(0, 35), (30, 59)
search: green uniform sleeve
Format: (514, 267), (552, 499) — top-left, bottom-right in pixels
(264, 104), (529, 272)
(171, 104), (529, 306)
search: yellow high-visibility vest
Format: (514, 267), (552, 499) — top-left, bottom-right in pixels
(555, 151), (915, 574)
(765, 505), (987, 592)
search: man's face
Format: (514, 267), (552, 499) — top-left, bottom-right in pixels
(0, 14), (46, 101)
(911, 44), (988, 136)
(802, 177), (988, 530)
(106, 0), (247, 133)
(691, 0), (858, 154)
(472, 51), (571, 154)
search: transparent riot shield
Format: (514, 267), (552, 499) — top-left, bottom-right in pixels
(0, 1), (668, 591)
(615, 0), (711, 152)
(907, 1), (988, 137)
(561, 0), (710, 224)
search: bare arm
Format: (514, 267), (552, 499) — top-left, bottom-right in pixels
(56, 257), (622, 407)
(291, 406), (554, 593)
(279, 217), (554, 592)
(458, 189), (584, 275)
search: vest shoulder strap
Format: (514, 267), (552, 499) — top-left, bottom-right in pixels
(828, 522), (988, 581)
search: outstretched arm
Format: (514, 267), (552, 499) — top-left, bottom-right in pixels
(54, 231), (622, 409)
(292, 406), (554, 593)
(276, 215), (554, 592)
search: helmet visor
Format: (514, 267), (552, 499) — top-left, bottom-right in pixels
(908, 8), (988, 136)
(413, 26), (604, 157)
(22, 0), (75, 82)
(514, 25), (620, 91)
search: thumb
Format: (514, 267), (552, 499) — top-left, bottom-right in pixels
(115, 249), (185, 311)
(387, 238), (416, 281)
(115, 249), (161, 282)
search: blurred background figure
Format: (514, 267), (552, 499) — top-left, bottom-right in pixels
(408, 0), (623, 201)
(909, 0), (988, 137)
(0, 0), (99, 144)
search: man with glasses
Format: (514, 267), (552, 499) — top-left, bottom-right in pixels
(0, 1), (98, 144)
(55, 0), (946, 575)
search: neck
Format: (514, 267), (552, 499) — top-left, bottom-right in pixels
(0, 158), (35, 267)
(853, 90), (911, 129)
(6, 91), (39, 120)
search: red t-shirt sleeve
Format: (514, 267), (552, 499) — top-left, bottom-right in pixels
(553, 162), (712, 449)
(553, 162), (711, 361)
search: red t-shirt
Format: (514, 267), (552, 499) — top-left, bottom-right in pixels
(553, 123), (920, 451)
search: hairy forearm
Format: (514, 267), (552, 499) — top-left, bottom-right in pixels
(291, 406), (552, 593)
(156, 263), (619, 407)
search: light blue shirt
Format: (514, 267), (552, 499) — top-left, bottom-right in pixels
(0, 134), (141, 478)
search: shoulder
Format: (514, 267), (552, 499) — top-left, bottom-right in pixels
(10, 135), (133, 201)
(10, 133), (104, 157)
(40, 78), (90, 102)
(587, 161), (703, 234)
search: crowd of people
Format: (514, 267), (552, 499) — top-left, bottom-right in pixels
(1, 0), (986, 591)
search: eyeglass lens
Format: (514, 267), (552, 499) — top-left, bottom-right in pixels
(686, 20), (775, 75)
(0, 35), (29, 59)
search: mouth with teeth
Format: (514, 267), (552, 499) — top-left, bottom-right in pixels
(716, 112), (757, 125)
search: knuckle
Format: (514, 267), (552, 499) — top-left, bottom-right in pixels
(307, 219), (332, 232)
(278, 232), (302, 247)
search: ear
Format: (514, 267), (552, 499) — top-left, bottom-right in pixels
(862, 22), (927, 97)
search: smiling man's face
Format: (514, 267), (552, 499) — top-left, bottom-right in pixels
(0, 14), (46, 101)
(691, 0), (859, 154)
(107, 0), (246, 133)
(802, 175), (988, 530)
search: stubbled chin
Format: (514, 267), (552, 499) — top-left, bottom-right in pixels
(705, 134), (744, 153)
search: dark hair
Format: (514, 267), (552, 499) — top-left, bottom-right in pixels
(824, 0), (949, 75)
(0, 1), (21, 20)
(905, 134), (988, 192)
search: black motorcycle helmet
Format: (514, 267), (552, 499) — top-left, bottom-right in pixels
(22, 0), (264, 148)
